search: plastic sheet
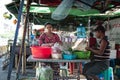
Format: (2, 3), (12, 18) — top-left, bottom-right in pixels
(51, 0), (74, 20)
(74, 0), (97, 11)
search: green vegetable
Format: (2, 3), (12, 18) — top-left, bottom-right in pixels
(68, 47), (72, 52)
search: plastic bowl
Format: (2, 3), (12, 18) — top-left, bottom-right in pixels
(62, 53), (76, 60)
(73, 51), (91, 59)
(31, 46), (52, 59)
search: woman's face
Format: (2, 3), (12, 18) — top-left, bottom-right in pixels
(45, 24), (53, 32)
(95, 31), (101, 38)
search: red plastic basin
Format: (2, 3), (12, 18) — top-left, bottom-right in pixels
(31, 46), (52, 59)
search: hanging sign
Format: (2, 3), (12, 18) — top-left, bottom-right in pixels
(109, 18), (120, 44)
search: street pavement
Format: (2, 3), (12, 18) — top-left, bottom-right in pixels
(0, 56), (16, 80)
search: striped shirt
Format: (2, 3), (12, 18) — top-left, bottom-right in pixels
(39, 33), (61, 46)
(93, 37), (110, 61)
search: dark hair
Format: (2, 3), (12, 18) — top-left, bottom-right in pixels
(94, 26), (106, 33)
(44, 22), (52, 27)
(90, 32), (93, 37)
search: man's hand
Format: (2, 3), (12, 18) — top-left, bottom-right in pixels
(85, 47), (91, 51)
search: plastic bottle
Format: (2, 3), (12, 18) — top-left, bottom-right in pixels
(76, 24), (86, 38)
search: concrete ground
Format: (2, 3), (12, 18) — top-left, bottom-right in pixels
(0, 56), (16, 80)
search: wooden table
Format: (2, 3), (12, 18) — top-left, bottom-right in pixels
(27, 55), (90, 80)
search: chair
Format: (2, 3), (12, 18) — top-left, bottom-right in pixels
(98, 67), (114, 80)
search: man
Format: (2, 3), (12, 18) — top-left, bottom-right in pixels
(83, 25), (110, 80)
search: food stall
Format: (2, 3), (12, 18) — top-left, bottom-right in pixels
(5, 0), (120, 80)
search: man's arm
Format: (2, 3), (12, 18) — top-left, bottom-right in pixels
(86, 39), (107, 55)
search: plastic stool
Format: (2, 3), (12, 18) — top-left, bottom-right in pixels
(98, 67), (114, 80)
(60, 69), (68, 77)
(60, 63), (68, 77)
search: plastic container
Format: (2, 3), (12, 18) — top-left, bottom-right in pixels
(73, 51), (90, 59)
(51, 53), (62, 59)
(31, 46), (52, 59)
(76, 24), (86, 38)
(62, 53), (76, 60)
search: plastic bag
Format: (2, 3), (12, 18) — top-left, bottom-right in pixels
(52, 43), (63, 53)
(51, 43), (63, 59)
(51, 0), (74, 20)
(72, 38), (88, 51)
(36, 66), (53, 80)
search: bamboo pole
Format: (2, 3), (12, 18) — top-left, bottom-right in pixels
(22, 43), (26, 74)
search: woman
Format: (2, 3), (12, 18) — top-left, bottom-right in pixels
(39, 22), (62, 46)
(38, 22), (62, 76)
(83, 26), (110, 80)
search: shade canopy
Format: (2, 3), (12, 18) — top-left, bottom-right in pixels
(5, 0), (120, 25)
(22, 5), (120, 17)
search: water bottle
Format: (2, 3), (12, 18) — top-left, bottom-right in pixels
(76, 24), (86, 38)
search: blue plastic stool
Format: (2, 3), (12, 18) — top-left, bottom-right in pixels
(98, 67), (114, 80)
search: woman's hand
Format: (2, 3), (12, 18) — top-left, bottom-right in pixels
(49, 43), (54, 46)
(58, 41), (63, 46)
(41, 43), (54, 47)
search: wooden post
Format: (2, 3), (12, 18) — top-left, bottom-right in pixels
(16, 0), (31, 79)
(15, 54), (18, 69)
(22, 44), (26, 74)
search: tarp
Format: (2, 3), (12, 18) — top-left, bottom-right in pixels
(22, 6), (120, 17)
(6, 0), (120, 18)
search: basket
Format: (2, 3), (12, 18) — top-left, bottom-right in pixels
(73, 51), (91, 59)
(62, 53), (76, 60)
(31, 46), (52, 59)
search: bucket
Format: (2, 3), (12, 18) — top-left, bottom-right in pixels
(31, 46), (52, 59)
